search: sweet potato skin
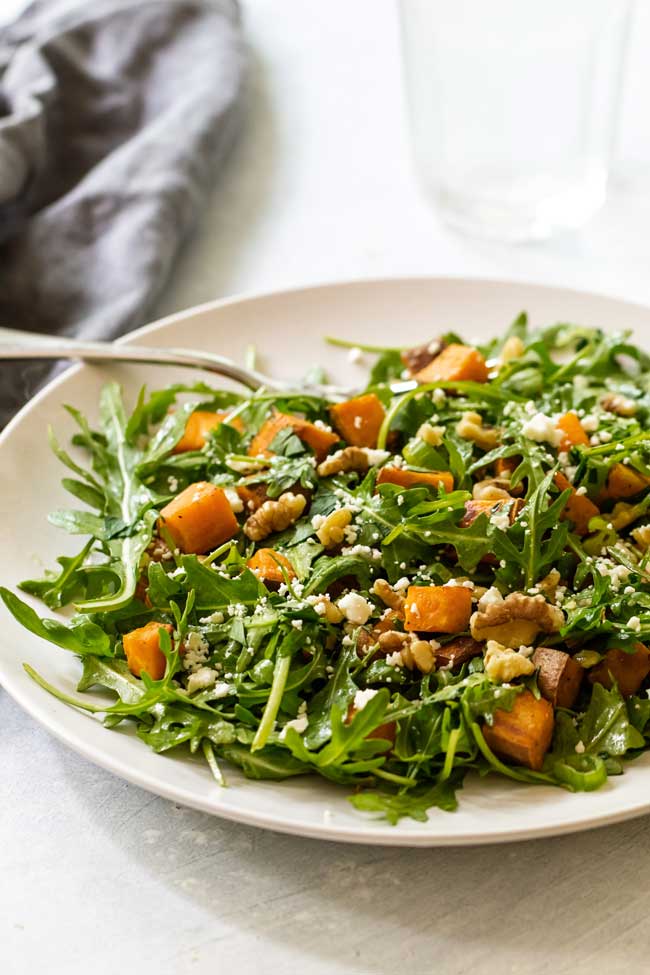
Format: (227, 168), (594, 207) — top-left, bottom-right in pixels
(404, 585), (472, 634)
(434, 636), (484, 669)
(247, 548), (295, 584)
(329, 393), (386, 448)
(532, 646), (583, 709)
(554, 472), (599, 535)
(376, 466), (454, 493)
(589, 642), (650, 698)
(249, 412), (339, 461)
(173, 410), (242, 453)
(123, 621), (173, 680)
(159, 481), (239, 554)
(556, 412), (589, 451)
(482, 690), (555, 771)
(414, 344), (488, 384)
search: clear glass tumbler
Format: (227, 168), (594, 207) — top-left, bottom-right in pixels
(399, 0), (632, 241)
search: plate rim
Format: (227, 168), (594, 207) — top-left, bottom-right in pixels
(4, 274), (650, 846)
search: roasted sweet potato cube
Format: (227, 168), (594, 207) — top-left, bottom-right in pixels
(532, 646), (583, 709)
(329, 393), (386, 448)
(173, 410), (243, 454)
(482, 690), (554, 771)
(601, 463), (650, 501)
(236, 483), (269, 512)
(159, 481), (239, 554)
(123, 621), (173, 680)
(404, 585), (472, 634)
(556, 412), (589, 451)
(554, 473), (599, 536)
(376, 466), (454, 493)
(247, 548), (295, 585)
(248, 412), (339, 461)
(434, 636), (484, 669)
(588, 642), (650, 698)
(414, 344), (488, 384)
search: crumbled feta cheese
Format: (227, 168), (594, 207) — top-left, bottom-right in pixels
(223, 486), (243, 513)
(478, 586), (504, 611)
(341, 544), (381, 560)
(397, 495), (404, 507)
(581, 415), (599, 433)
(337, 592), (373, 625)
(363, 448), (390, 467)
(347, 346), (364, 364)
(291, 619), (304, 630)
(432, 388), (446, 407)
(628, 615), (642, 632)
(353, 688), (378, 710)
(199, 611), (225, 624)
(574, 740), (586, 754)
(168, 475), (179, 493)
(575, 486), (588, 496)
(183, 631), (210, 672)
(353, 415), (363, 429)
(624, 585), (636, 595)
(599, 430), (613, 443)
(521, 412), (563, 447)
(311, 514), (326, 530)
(385, 650), (404, 668)
(393, 576), (410, 592)
(490, 509), (511, 531)
(186, 667), (217, 693)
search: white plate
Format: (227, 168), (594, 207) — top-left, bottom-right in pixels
(3, 276), (650, 846)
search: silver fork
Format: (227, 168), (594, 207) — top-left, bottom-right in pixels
(0, 327), (417, 399)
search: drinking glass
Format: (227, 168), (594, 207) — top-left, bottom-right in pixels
(399, 0), (632, 241)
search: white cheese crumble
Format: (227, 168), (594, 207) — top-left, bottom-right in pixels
(223, 486), (244, 513)
(385, 650), (404, 668)
(353, 688), (378, 710)
(183, 631), (210, 671)
(186, 667), (218, 694)
(362, 448), (390, 467)
(337, 592), (373, 625)
(628, 616), (642, 632)
(478, 586), (504, 611)
(347, 346), (364, 364)
(521, 412), (563, 447)
(489, 509), (511, 531)
(574, 740), (586, 754)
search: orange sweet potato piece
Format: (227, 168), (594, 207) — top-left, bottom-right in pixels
(588, 642), (650, 698)
(173, 410), (243, 454)
(601, 463), (650, 501)
(532, 646), (583, 709)
(482, 690), (554, 771)
(414, 344), (488, 384)
(329, 393), (386, 448)
(554, 473), (599, 535)
(236, 483), (269, 512)
(159, 481), (238, 554)
(376, 466), (454, 493)
(247, 548), (295, 584)
(556, 412), (589, 451)
(248, 412), (338, 460)
(123, 621), (173, 681)
(404, 585), (472, 634)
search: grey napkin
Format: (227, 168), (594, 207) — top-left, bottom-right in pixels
(0, 0), (245, 427)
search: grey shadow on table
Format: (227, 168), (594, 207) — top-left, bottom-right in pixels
(58, 743), (650, 975)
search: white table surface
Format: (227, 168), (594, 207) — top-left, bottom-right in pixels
(5, 2), (650, 973)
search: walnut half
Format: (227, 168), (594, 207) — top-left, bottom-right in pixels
(243, 492), (306, 541)
(470, 592), (564, 647)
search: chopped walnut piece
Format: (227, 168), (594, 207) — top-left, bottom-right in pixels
(399, 634), (437, 674)
(317, 446), (387, 477)
(499, 335), (525, 364)
(243, 492), (306, 541)
(483, 640), (535, 683)
(417, 422), (445, 447)
(632, 524), (650, 551)
(371, 578), (406, 613)
(377, 629), (408, 652)
(316, 508), (352, 548)
(537, 569), (561, 602)
(306, 593), (344, 623)
(456, 411), (501, 451)
(601, 393), (637, 417)
(472, 478), (515, 502)
(470, 592), (564, 647)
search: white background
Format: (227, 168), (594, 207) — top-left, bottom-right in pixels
(4, 2), (650, 973)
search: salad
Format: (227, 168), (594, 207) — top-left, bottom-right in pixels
(4, 315), (650, 825)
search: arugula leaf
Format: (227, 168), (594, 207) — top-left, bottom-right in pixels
(1, 587), (112, 657)
(349, 771), (463, 824)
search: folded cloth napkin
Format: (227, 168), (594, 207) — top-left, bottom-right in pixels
(0, 0), (245, 427)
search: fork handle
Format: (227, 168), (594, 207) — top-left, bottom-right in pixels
(0, 327), (270, 391)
